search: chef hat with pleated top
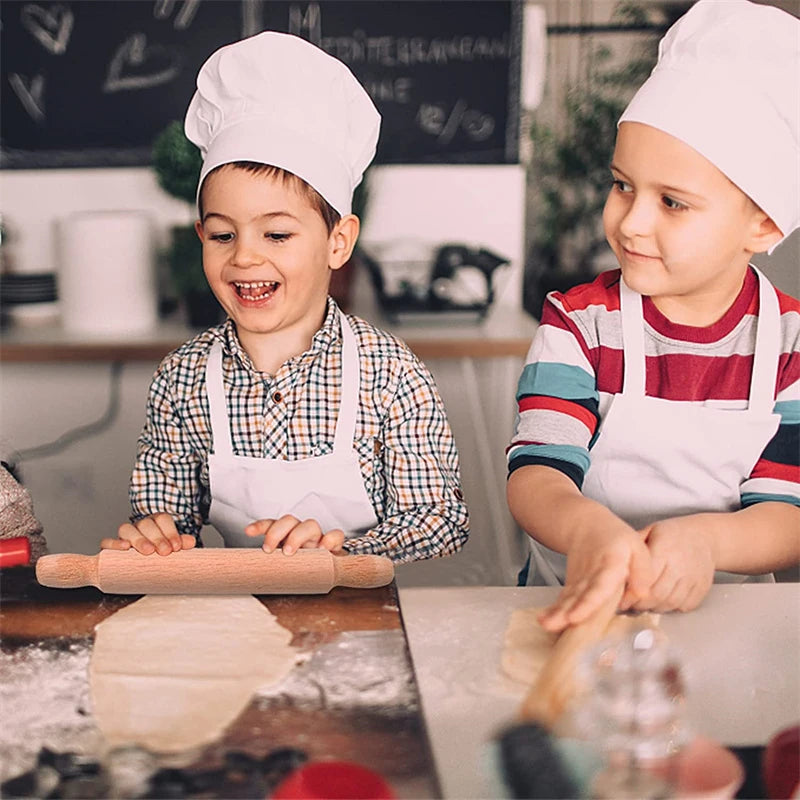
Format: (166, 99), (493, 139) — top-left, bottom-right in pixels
(619, 0), (800, 252)
(185, 31), (380, 217)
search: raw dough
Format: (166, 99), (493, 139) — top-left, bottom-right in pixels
(90, 595), (297, 753)
(501, 607), (660, 686)
(501, 607), (560, 685)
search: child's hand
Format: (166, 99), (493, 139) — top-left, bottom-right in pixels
(630, 517), (715, 613)
(245, 515), (345, 555)
(538, 523), (653, 632)
(101, 513), (196, 556)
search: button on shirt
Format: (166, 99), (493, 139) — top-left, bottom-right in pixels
(130, 298), (469, 562)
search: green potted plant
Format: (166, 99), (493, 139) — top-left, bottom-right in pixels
(523, 2), (670, 318)
(152, 121), (223, 327)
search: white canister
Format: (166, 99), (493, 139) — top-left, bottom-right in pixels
(58, 210), (158, 334)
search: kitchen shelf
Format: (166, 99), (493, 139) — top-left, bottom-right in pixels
(0, 305), (537, 363)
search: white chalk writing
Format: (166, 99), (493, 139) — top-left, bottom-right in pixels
(321, 33), (509, 66)
(288, 2), (321, 46)
(153, 0), (201, 30)
(9, 72), (46, 121)
(417, 100), (495, 143)
(103, 33), (181, 92)
(362, 77), (413, 104)
(20, 3), (73, 55)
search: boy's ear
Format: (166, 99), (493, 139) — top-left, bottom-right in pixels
(746, 209), (783, 254)
(329, 215), (360, 270)
(194, 220), (205, 241)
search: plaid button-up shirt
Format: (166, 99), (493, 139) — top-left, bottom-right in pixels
(130, 298), (469, 562)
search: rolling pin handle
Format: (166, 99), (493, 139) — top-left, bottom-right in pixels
(35, 553), (99, 589)
(332, 553), (395, 589)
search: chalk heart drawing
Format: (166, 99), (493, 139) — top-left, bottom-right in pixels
(104, 33), (181, 93)
(21, 3), (74, 55)
(9, 73), (46, 122)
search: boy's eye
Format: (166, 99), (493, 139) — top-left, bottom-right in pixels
(266, 232), (291, 242)
(209, 232), (234, 243)
(662, 195), (687, 211)
(612, 179), (633, 193)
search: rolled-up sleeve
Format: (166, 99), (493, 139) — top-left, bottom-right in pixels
(344, 358), (469, 562)
(129, 361), (207, 537)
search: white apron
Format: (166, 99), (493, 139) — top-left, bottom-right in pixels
(206, 312), (378, 547)
(529, 267), (781, 585)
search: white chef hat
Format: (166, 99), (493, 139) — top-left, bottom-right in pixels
(185, 31), (380, 217)
(619, 0), (800, 252)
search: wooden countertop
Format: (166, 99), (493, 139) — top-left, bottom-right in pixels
(0, 567), (440, 799)
(0, 305), (537, 363)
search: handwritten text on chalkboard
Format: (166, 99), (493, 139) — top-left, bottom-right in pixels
(1, 0), (520, 168)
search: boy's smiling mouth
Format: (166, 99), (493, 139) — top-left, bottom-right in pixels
(232, 280), (280, 301)
(621, 246), (661, 262)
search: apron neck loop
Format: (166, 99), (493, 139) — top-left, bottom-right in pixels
(333, 311), (360, 453)
(206, 342), (233, 456)
(205, 313), (361, 458)
(619, 277), (646, 397)
(748, 266), (781, 414)
(619, 267), (780, 412)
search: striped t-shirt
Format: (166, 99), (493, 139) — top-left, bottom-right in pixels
(508, 267), (800, 508)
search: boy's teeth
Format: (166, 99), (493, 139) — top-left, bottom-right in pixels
(234, 281), (278, 299)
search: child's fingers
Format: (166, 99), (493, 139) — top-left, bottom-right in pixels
(261, 515), (303, 553)
(117, 521), (156, 555)
(656, 575), (693, 613)
(151, 512), (184, 552)
(179, 533), (197, 550)
(120, 518), (173, 556)
(625, 537), (655, 601)
(320, 530), (345, 553)
(245, 519), (275, 537)
(100, 537), (132, 551)
(563, 574), (622, 626)
(280, 519), (325, 555)
(538, 580), (589, 631)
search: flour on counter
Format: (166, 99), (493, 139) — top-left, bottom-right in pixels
(256, 630), (417, 712)
(0, 640), (102, 783)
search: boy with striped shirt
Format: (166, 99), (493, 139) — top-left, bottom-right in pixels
(507, 0), (799, 628)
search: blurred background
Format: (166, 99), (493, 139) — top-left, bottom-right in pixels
(1, 0), (797, 585)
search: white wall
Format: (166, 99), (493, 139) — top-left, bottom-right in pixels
(0, 163), (526, 325)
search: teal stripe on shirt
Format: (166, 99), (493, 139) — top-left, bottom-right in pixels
(516, 362), (597, 402)
(741, 491), (800, 507)
(508, 442), (591, 475)
(775, 399), (800, 424)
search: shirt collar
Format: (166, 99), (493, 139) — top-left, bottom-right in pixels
(216, 296), (342, 372)
(308, 296), (342, 356)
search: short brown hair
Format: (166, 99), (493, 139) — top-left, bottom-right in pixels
(198, 162), (341, 234)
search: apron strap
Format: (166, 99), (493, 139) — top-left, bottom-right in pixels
(206, 342), (233, 457)
(619, 267), (781, 411)
(748, 266), (781, 415)
(205, 316), (361, 457)
(619, 277), (646, 397)
(333, 312), (360, 453)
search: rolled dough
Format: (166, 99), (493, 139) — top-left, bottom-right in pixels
(501, 607), (660, 686)
(501, 607), (560, 685)
(90, 594), (298, 753)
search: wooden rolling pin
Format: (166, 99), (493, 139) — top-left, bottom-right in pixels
(35, 548), (395, 595)
(519, 583), (625, 727)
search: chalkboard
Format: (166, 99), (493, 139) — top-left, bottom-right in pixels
(0, 0), (521, 168)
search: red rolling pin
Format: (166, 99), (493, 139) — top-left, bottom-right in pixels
(0, 536), (31, 568)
